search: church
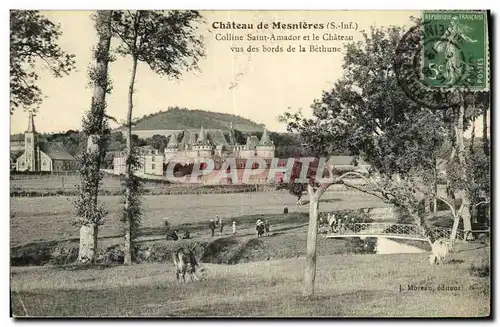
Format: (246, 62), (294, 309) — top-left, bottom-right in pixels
(12, 113), (77, 172)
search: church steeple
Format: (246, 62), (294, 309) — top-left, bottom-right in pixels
(27, 112), (36, 133)
(24, 112), (39, 171)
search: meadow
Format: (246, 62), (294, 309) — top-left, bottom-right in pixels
(10, 242), (490, 317)
(10, 173), (274, 196)
(10, 190), (388, 248)
(10, 178), (489, 317)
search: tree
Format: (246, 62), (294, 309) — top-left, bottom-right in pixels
(287, 158), (366, 296)
(145, 134), (169, 152)
(73, 11), (113, 263)
(232, 129), (247, 145)
(441, 90), (490, 242)
(45, 130), (86, 156)
(111, 10), (205, 264)
(10, 10), (76, 114)
(281, 26), (450, 296)
(275, 146), (319, 205)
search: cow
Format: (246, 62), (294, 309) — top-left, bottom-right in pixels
(429, 238), (451, 265)
(172, 248), (205, 283)
(256, 220), (265, 238)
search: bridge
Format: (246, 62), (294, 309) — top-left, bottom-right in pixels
(323, 223), (486, 242)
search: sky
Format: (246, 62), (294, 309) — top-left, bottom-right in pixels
(10, 10), (488, 136)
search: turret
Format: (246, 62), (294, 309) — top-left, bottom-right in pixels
(259, 128), (273, 146)
(165, 133), (179, 152)
(256, 128), (275, 158)
(192, 125), (212, 157)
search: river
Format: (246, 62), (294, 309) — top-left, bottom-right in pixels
(372, 237), (427, 254)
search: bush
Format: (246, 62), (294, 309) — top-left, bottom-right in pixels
(50, 244), (78, 265)
(468, 259), (490, 278)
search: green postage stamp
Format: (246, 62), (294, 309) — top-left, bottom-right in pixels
(421, 11), (489, 90)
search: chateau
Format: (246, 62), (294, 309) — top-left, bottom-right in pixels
(11, 113), (77, 172)
(113, 124), (276, 176)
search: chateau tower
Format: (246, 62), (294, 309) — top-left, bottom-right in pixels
(256, 128), (275, 158)
(192, 125), (212, 157)
(164, 133), (179, 161)
(24, 112), (39, 171)
(165, 133), (179, 152)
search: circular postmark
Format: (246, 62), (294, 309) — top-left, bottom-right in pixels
(394, 21), (477, 109)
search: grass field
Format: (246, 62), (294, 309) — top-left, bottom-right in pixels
(10, 191), (388, 248)
(10, 242), (490, 317)
(10, 174), (274, 196)
(10, 187), (490, 317)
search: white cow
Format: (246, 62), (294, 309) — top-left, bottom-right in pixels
(429, 238), (451, 265)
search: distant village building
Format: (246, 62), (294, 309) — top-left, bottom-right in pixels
(113, 145), (164, 175)
(113, 124), (277, 176)
(12, 113), (77, 172)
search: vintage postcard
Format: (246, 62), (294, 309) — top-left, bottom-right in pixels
(10, 9), (491, 318)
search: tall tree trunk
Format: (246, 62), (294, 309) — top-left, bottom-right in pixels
(78, 11), (113, 263)
(454, 94), (472, 240)
(79, 221), (98, 263)
(407, 204), (433, 244)
(424, 197), (431, 216)
(303, 185), (328, 296)
(482, 104), (489, 156)
(470, 119), (475, 155)
(433, 157), (438, 217)
(449, 208), (461, 242)
(304, 190), (319, 296)
(124, 55), (138, 265)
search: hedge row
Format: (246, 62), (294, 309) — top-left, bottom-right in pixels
(11, 185), (281, 197)
(11, 236), (377, 267)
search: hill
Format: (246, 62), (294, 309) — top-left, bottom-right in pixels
(128, 107), (265, 132)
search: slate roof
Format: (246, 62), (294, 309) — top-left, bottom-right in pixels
(39, 141), (75, 160)
(166, 133), (179, 148)
(259, 129), (273, 146)
(177, 129), (230, 150)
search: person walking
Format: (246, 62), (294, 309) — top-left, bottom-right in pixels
(328, 213), (337, 233)
(232, 221), (236, 235)
(209, 219), (216, 237)
(219, 219), (224, 236)
(283, 205), (289, 215)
